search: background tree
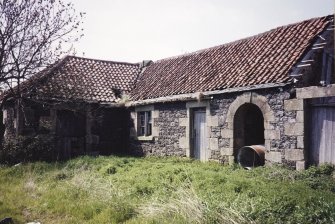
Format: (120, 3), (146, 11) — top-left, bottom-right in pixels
(0, 0), (84, 103)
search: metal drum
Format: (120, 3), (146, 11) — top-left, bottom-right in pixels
(237, 145), (265, 169)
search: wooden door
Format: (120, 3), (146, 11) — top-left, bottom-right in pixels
(309, 100), (335, 165)
(193, 110), (207, 161)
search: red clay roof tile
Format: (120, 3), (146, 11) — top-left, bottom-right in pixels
(23, 56), (141, 103)
(131, 15), (333, 100)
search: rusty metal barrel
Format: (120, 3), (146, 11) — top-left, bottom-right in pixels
(237, 145), (265, 169)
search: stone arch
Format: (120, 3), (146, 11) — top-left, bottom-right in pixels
(225, 92), (277, 161)
(226, 92), (275, 124)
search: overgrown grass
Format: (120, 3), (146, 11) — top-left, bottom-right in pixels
(1, 156), (335, 223)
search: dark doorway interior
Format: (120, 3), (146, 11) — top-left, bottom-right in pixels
(56, 110), (86, 159)
(94, 108), (130, 155)
(233, 103), (265, 159)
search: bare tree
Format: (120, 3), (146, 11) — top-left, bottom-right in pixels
(0, 0), (84, 102)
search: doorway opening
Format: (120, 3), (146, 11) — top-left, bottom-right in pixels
(233, 103), (265, 160)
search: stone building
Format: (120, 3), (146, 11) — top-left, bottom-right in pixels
(1, 15), (334, 168)
(128, 15), (334, 169)
(2, 56), (141, 159)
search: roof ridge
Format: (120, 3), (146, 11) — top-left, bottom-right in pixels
(18, 56), (70, 92)
(154, 15), (333, 63)
(0, 56), (69, 100)
(67, 55), (140, 67)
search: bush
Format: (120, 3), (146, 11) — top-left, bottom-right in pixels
(0, 134), (55, 164)
(299, 164), (334, 178)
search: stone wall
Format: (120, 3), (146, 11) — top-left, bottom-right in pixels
(130, 86), (307, 168)
(2, 100), (130, 161)
(2, 100), (55, 139)
(210, 87), (297, 165)
(130, 102), (187, 156)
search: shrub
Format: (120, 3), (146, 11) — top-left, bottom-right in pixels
(0, 134), (55, 164)
(302, 164), (334, 178)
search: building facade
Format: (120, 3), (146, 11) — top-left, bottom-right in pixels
(128, 15), (334, 169)
(1, 15), (334, 168)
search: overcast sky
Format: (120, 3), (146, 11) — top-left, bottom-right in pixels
(70, 0), (334, 63)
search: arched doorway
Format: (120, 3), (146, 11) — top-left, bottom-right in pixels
(233, 103), (265, 159)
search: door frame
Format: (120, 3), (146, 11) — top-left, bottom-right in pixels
(307, 97), (335, 166)
(182, 101), (211, 161)
(190, 107), (207, 161)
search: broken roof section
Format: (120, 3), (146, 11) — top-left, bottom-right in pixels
(19, 56), (141, 104)
(130, 15), (333, 101)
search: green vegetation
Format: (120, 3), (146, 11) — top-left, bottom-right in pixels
(0, 156), (335, 224)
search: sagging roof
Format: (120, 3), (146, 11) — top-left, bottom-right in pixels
(17, 56), (141, 103)
(130, 15), (333, 101)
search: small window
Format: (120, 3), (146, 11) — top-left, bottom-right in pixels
(138, 111), (152, 136)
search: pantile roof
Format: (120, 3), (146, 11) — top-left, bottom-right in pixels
(130, 15), (333, 101)
(22, 56), (141, 103)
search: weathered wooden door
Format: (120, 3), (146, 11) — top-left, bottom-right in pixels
(309, 98), (335, 165)
(193, 110), (207, 161)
